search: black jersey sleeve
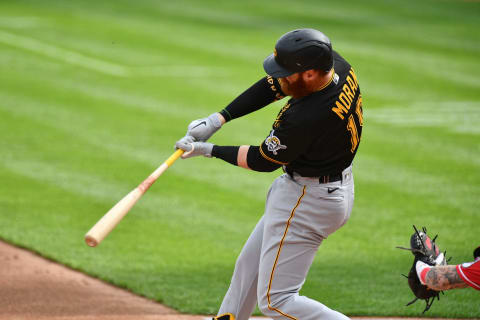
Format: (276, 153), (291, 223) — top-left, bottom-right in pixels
(246, 146), (282, 172)
(219, 76), (285, 122)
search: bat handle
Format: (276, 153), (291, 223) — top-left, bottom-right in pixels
(166, 149), (184, 166)
(147, 149), (184, 183)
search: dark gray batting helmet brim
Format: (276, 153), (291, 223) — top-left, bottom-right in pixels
(263, 53), (294, 78)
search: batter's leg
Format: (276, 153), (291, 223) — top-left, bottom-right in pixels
(258, 234), (348, 320)
(257, 174), (353, 320)
(217, 216), (265, 320)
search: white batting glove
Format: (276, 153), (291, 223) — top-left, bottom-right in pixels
(186, 113), (223, 142)
(175, 136), (213, 159)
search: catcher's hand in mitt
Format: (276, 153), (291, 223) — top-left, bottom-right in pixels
(397, 225), (449, 313)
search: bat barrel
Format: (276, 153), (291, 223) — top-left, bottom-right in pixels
(84, 188), (142, 247)
(84, 149), (184, 247)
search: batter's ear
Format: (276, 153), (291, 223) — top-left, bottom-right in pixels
(302, 69), (317, 81)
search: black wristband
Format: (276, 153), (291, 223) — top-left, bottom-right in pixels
(211, 145), (239, 166)
(219, 109), (232, 122)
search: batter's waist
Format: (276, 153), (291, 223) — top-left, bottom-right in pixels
(284, 165), (352, 184)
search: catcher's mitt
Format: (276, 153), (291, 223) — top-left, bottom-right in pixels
(397, 225), (448, 313)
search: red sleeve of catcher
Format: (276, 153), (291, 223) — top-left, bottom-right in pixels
(456, 259), (480, 290)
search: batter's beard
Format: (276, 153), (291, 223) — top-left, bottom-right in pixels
(278, 75), (316, 99)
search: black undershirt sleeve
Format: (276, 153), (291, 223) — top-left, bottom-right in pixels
(219, 76), (285, 122)
(211, 145), (239, 166)
(211, 145), (281, 173)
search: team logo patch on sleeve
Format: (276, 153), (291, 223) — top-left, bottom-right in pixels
(265, 130), (287, 155)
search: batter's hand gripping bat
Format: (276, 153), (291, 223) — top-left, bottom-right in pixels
(84, 149), (184, 247)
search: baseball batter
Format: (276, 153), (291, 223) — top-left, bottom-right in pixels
(175, 29), (363, 320)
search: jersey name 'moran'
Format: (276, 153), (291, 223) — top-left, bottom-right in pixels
(331, 68), (359, 120)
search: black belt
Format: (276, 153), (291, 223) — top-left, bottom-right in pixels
(318, 173), (343, 184)
(285, 167), (343, 184)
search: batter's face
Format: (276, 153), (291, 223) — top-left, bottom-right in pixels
(278, 72), (317, 99)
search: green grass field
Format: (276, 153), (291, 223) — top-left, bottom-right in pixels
(1, 0), (479, 317)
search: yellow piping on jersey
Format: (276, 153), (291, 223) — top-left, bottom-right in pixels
(318, 68), (335, 91)
(259, 146), (289, 165)
(266, 186), (306, 320)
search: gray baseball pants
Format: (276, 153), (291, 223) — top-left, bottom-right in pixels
(217, 166), (354, 320)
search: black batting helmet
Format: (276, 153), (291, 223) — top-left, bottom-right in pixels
(263, 28), (333, 78)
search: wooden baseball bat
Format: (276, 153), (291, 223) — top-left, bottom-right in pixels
(84, 149), (184, 247)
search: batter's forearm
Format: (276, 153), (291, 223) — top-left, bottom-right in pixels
(211, 145), (241, 167)
(425, 265), (469, 291)
(211, 145), (280, 172)
(219, 76), (285, 122)
(237, 145), (250, 169)
(210, 145), (253, 170)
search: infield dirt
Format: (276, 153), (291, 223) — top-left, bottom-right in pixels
(0, 240), (459, 320)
